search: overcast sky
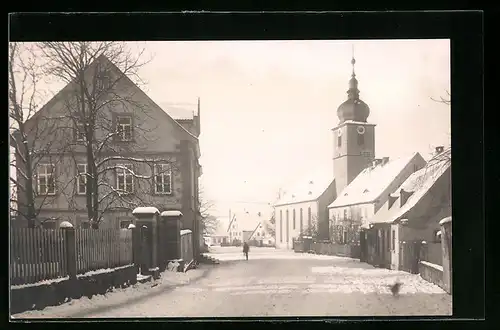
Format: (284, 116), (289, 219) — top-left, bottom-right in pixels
(12, 39), (450, 222)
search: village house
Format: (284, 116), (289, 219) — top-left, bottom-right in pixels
(226, 210), (266, 245)
(365, 146), (451, 270)
(328, 153), (426, 242)
(12, 55), (203, 252)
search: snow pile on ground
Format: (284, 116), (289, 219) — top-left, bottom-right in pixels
(11, 266), (208, 319)
(311, 266), (446, 294)
(167, 260), (180, 272)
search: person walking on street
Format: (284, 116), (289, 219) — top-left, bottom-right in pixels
(243, 242), (249, 260)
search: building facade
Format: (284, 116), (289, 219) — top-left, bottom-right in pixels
(13, 56), (202, 254)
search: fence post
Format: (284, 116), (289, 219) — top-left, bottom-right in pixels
(160, 211), (183, 263)
(440, 217), (452, 294)
(60, 221), (77, 284)
(132, 207), (160, 278)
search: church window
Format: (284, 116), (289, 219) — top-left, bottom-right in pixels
(357, 133), (365, 146)
(337, 136), (342, 147)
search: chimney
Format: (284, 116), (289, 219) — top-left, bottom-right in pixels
(382, 157), (390, 165)
(388, 194), (398, 209)
(435, 146), (444, 154)
(400, 189), (414, 207)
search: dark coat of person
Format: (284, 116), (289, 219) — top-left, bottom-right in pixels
(243, 242), (249, 253)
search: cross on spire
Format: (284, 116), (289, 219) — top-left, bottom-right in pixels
(351, 44), (356, 77)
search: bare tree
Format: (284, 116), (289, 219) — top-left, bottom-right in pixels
(37, 42), (176, 228)
(9, 42), (65, 228)
(430, 90), (451, 106)
(198, 186), (218, 235)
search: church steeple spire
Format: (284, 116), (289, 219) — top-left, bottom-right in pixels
(336, 47), (370, 123)
(347, 45), (360, 100)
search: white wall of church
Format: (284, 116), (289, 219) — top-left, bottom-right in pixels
(275, 201), (319, 250)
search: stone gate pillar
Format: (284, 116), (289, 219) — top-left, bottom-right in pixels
(132, 207), (160, 279)
(160, 210), (183, 268)
(440, 216), (452, 294)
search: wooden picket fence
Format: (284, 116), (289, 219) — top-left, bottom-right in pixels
(10, 227), (134, 286)
(75, 229), (133, 274)
(10, 228), (68, 286)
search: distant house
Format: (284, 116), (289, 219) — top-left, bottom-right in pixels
(12, 55), (203, 253)
(328, 153), (426, 230)
(366, 147), (451, 269)
(274, 168), (337, 249)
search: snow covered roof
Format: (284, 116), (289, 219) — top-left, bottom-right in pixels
(274, 167), (334, 207)
(180, 229), (192, 236)
(160, 102), (196, 120)
(439, 216), (452, 225)
(160, 210), (183, 217)
(132, 207), (160, 215)
(369, 148), (451, 225)
(329, 153), (422, 209)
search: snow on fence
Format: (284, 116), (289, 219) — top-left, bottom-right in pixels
(75, 229), (133, 274)
(10, 228), (68, 286)
(10, 227), (134, 286)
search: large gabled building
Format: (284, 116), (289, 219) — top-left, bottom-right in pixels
(12, 55), (203, 254)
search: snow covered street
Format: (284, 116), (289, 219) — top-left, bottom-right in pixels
(12, 248), (452, 318)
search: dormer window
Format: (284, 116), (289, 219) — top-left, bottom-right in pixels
(309, 180), (314, 184)
(308, 191), (312, 195)
(96, 69), (111, 91)
(363, 189), (369, 193)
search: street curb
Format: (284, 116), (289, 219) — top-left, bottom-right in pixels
(63, 265), (214, 318)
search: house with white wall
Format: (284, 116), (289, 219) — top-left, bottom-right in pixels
(366, 147), (451, 270)
(273, 168), (336, 249)
(328, 152), (426, 231)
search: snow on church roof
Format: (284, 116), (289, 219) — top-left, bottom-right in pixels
(369, 148), (451, 225)
(274, 168), (334, 207)
(328, 153), (423, 209)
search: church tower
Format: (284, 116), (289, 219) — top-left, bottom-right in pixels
(333, 51), (376, 194)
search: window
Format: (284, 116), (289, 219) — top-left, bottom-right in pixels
(292, 209), (296, 230)
(413, 164), (419, 172)
(77, 164), (87, 195)
(337, 136), (342, 147)
(280, 210), (283, 243)
(342, 231), (348, 245)
(308, 207), (312, 230)
(37, 164), (56, 195)
(357, 133), (365, 146)
(42, 220), (57, 229)
(116, 116), (132, 141)
(75, 122), (85, 142)
(116, 164), (134, 194)
(343, 209), (348, 220)
(154, 164), (172, 194)
(300, 208), (303, 233)
(120, 220), (132, 229)
(392, 230), (395, 250)
(96, 69), (111, 91)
